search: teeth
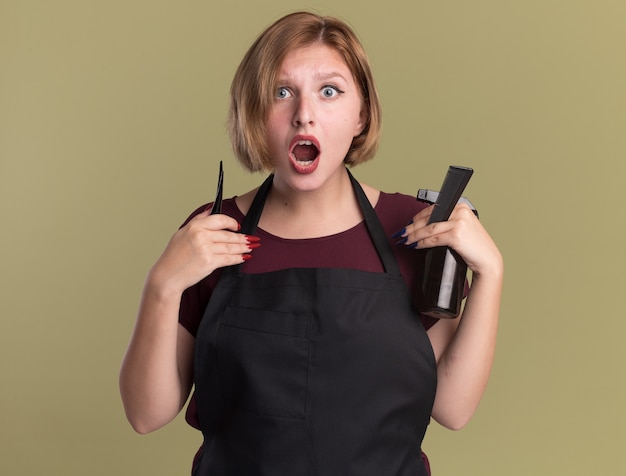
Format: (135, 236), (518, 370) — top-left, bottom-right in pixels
(297, 140), (313, 146)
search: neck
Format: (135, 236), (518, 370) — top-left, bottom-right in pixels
(271, 168), (352, 210)
(260, 168), (363, 239)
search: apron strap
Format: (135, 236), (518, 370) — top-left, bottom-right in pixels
(240, 173), (273, 236)
(346, 169), (401, 276)
(235, 169), (401, 275)
(221, 174), (273, 277)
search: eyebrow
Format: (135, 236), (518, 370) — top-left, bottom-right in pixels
(277, 71), (350, 83)
(315, 72), (349, 82)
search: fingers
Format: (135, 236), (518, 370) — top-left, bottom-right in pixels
(186, 214), (260, 257)
(190, 233), (261, 279)
(390, 203), (502, 276)
(184, 220), (259, 259)
(390, 204), (439, 248)
(195, 208), (242, 233)
(204, 235), (260, 259)
(391, 203), (476, 249)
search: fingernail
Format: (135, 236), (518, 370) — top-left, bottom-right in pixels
(242, 254), (253, 261)
(395, 236), (408, 245)
(237, 223), (241, 231)
(390, 228), (406, 239)
(246, 235), (261, 243)
(247, 243), (261, 250)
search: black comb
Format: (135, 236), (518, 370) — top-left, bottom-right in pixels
(210, 160), (224, 215)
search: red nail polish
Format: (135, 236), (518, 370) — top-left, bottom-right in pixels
(247, 243), (261, 250)
(242, 254), (253, 261)
(246, 235), (261, 243)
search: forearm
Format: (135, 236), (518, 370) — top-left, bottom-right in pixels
(119, 275), (192, 434)
(431, 263), (503, 430)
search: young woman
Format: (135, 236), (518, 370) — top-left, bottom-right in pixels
(120, 11), (503, 475)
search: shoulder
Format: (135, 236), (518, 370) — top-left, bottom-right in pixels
(377, 190), (426, 211)
(375, 191), (428, 231)
(358, 181), (426, 217)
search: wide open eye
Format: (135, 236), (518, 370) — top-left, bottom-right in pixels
(321, 85), (343, 98)
(276, 87), (292, 99)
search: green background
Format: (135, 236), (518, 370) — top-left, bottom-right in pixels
(2, 1), (625, 474)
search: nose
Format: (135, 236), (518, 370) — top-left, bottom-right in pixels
(292, 95), (314, 127)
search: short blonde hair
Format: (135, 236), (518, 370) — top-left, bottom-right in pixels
(228, 11), (382, 172)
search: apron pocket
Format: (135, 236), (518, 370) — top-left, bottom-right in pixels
(216, 305), (311, 419)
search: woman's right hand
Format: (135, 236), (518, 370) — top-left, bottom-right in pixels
(149, 207), (259, 295)
(120, 206), (260, 433)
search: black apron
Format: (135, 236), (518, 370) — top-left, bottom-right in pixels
(193, 170), (437, 476)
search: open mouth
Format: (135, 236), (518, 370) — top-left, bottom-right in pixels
(290, 140), (319, 165)
(289, 138), (320, 174)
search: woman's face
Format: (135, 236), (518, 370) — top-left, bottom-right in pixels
(265, 43), (365, 193)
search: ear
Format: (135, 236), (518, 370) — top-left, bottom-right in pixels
(354, 105), (368, 137)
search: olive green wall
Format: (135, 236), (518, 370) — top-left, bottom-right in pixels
(2, 1), (624, 474)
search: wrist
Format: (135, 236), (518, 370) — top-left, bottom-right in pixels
(471, 250), (503, 281)
(144, 265), (186, 303)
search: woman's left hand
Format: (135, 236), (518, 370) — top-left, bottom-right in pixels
(399, 203), (501, 277)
